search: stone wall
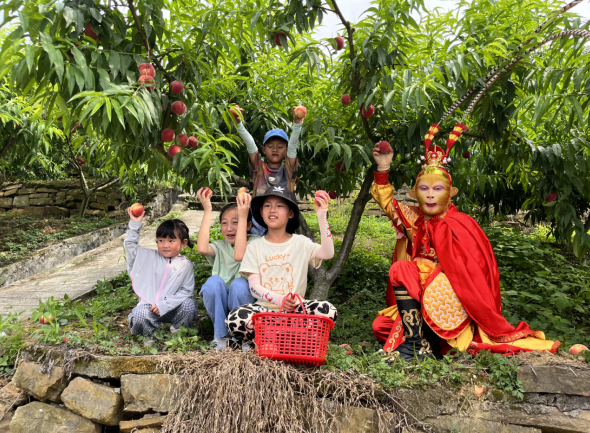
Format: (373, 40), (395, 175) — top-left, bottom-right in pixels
(2, 352), (589, 433)
(0, 185), (184, 288)
(0, 180), (128, 219)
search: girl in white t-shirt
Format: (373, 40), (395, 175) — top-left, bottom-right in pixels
(225, 186), (337, 345)
(196, 187), (258, 350)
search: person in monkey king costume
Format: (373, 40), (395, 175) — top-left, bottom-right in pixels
(371, 124), (559, 360)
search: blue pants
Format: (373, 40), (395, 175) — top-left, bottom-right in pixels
(199, 276), (255, 339)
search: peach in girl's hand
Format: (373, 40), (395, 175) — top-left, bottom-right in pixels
(313, 190), (330, 209)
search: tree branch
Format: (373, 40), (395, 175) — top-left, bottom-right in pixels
(326, 165), (375, 283)
(0, 137), (15, 159)
(127, 0), (175, 83)
(329, 0), (379, 142)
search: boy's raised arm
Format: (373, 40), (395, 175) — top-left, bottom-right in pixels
(234, 190), (251, 262)
(196, 187), (216, 257)
(286, 106), (306, 168)
(232, 105), (260, 168)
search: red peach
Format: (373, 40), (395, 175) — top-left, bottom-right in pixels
(377, 141), (392, 153)
(336, 162), (346, 172)
(130, 203), (144, 217)
(329, 191), (337, 200)
(545, 191), (558, 202)
(229, 105), (243, 120)
(462, 151), (471, 159)
(171, 101), (186, 115)
(275, 32), (286, 46)
(168, 144), (181, 157)
(334, 36), (345, 50)
(361, 105), (375, 117)
(569, 344), (589, 355)
(47, 315), (54, 322)
(294, 105), (307, 119)
(170, 81), (184, 94)
(178, 134), (188, 147)
(62, 337), (68, 343)
(138, 75), (155, 91)
(341, 94), (351, 105)
(84, 24), (98, 40)
(188, 136), (199, 148)
(138, 63), (156, 77)
(161, 129), (175, 142)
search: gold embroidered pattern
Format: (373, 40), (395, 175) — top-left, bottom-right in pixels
(386, 320), (404, 351)
(396, 296), (414, 300)
(422, 273), (469, 330)
(418, 338), (432, 355)
(395, 202), (420, 228)
(401, 309), (422, 338)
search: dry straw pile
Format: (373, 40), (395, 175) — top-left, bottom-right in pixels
(157, 350), (417, 433)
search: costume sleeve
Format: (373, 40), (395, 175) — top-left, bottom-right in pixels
(286, 123), (302, 159)
(248, 273), (285, 307)
(157, 261), (195, 316)
(370, 171), (398, 221)
(237, 122), (259, 154)
(124, 220), (148, 273)
(314, 208), (334, 260)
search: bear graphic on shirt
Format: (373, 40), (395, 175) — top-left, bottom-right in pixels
(260, 263), (294, 295)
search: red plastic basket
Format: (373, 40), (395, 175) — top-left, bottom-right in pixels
(252, 294), (334, 366)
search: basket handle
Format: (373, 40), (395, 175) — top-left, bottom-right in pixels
(278, 293), (306, 314)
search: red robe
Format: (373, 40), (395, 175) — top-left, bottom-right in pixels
(371, 172), (558, 355)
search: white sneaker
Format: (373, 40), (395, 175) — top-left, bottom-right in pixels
(242, 342), (251, 352)
(211, 337), (229, 350)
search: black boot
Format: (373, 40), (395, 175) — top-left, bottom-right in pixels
(389, 286), (434, 362)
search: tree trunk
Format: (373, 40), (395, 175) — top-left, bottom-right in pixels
(308, 167), (376, 300)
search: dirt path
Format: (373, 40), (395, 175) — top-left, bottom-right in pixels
(0, 210), (214, 318)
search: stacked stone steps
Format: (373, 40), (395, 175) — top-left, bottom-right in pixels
(4, 349), (590, 433)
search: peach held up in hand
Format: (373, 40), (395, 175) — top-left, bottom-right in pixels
(230, 105), (244, 122)
(372, 141), (394, 172)
(313, 190), (331, 210)
(196, 187), (213, 212)
(292, 105), (307, 124)
(236, 188), (251, 219)
(128, 204), (145, 222)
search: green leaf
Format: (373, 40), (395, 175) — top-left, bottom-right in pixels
(25, 44), (35, 73)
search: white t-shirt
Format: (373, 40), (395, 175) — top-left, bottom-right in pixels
(239, 234), (322, 310)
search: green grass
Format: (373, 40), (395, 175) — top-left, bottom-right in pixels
(1, 204), (588, 387)
(0, 215), (123, 265)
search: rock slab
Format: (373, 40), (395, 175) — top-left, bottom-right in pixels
(61, 377), (123, 426)
(120, 414), (166, 432)
(10, 401), (100, 433)
(518, 365), (590, 396)
(12, 362), (67, 403)
(424, 415), (541, 433)
(0, 382), (27, 415)
(121, 374), (179, 413)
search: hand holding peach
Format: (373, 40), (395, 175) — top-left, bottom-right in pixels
(236, 188), (251, 219)
(372, 141), (394, 172)
(229, 105), (244, 123)
(313, 190), (331, 211)
(128, 204), (145, 222)
(196, 187), (213, 212)
(293, 105), (307, 124)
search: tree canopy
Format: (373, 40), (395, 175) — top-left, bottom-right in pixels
(1, 0), (590, 294)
